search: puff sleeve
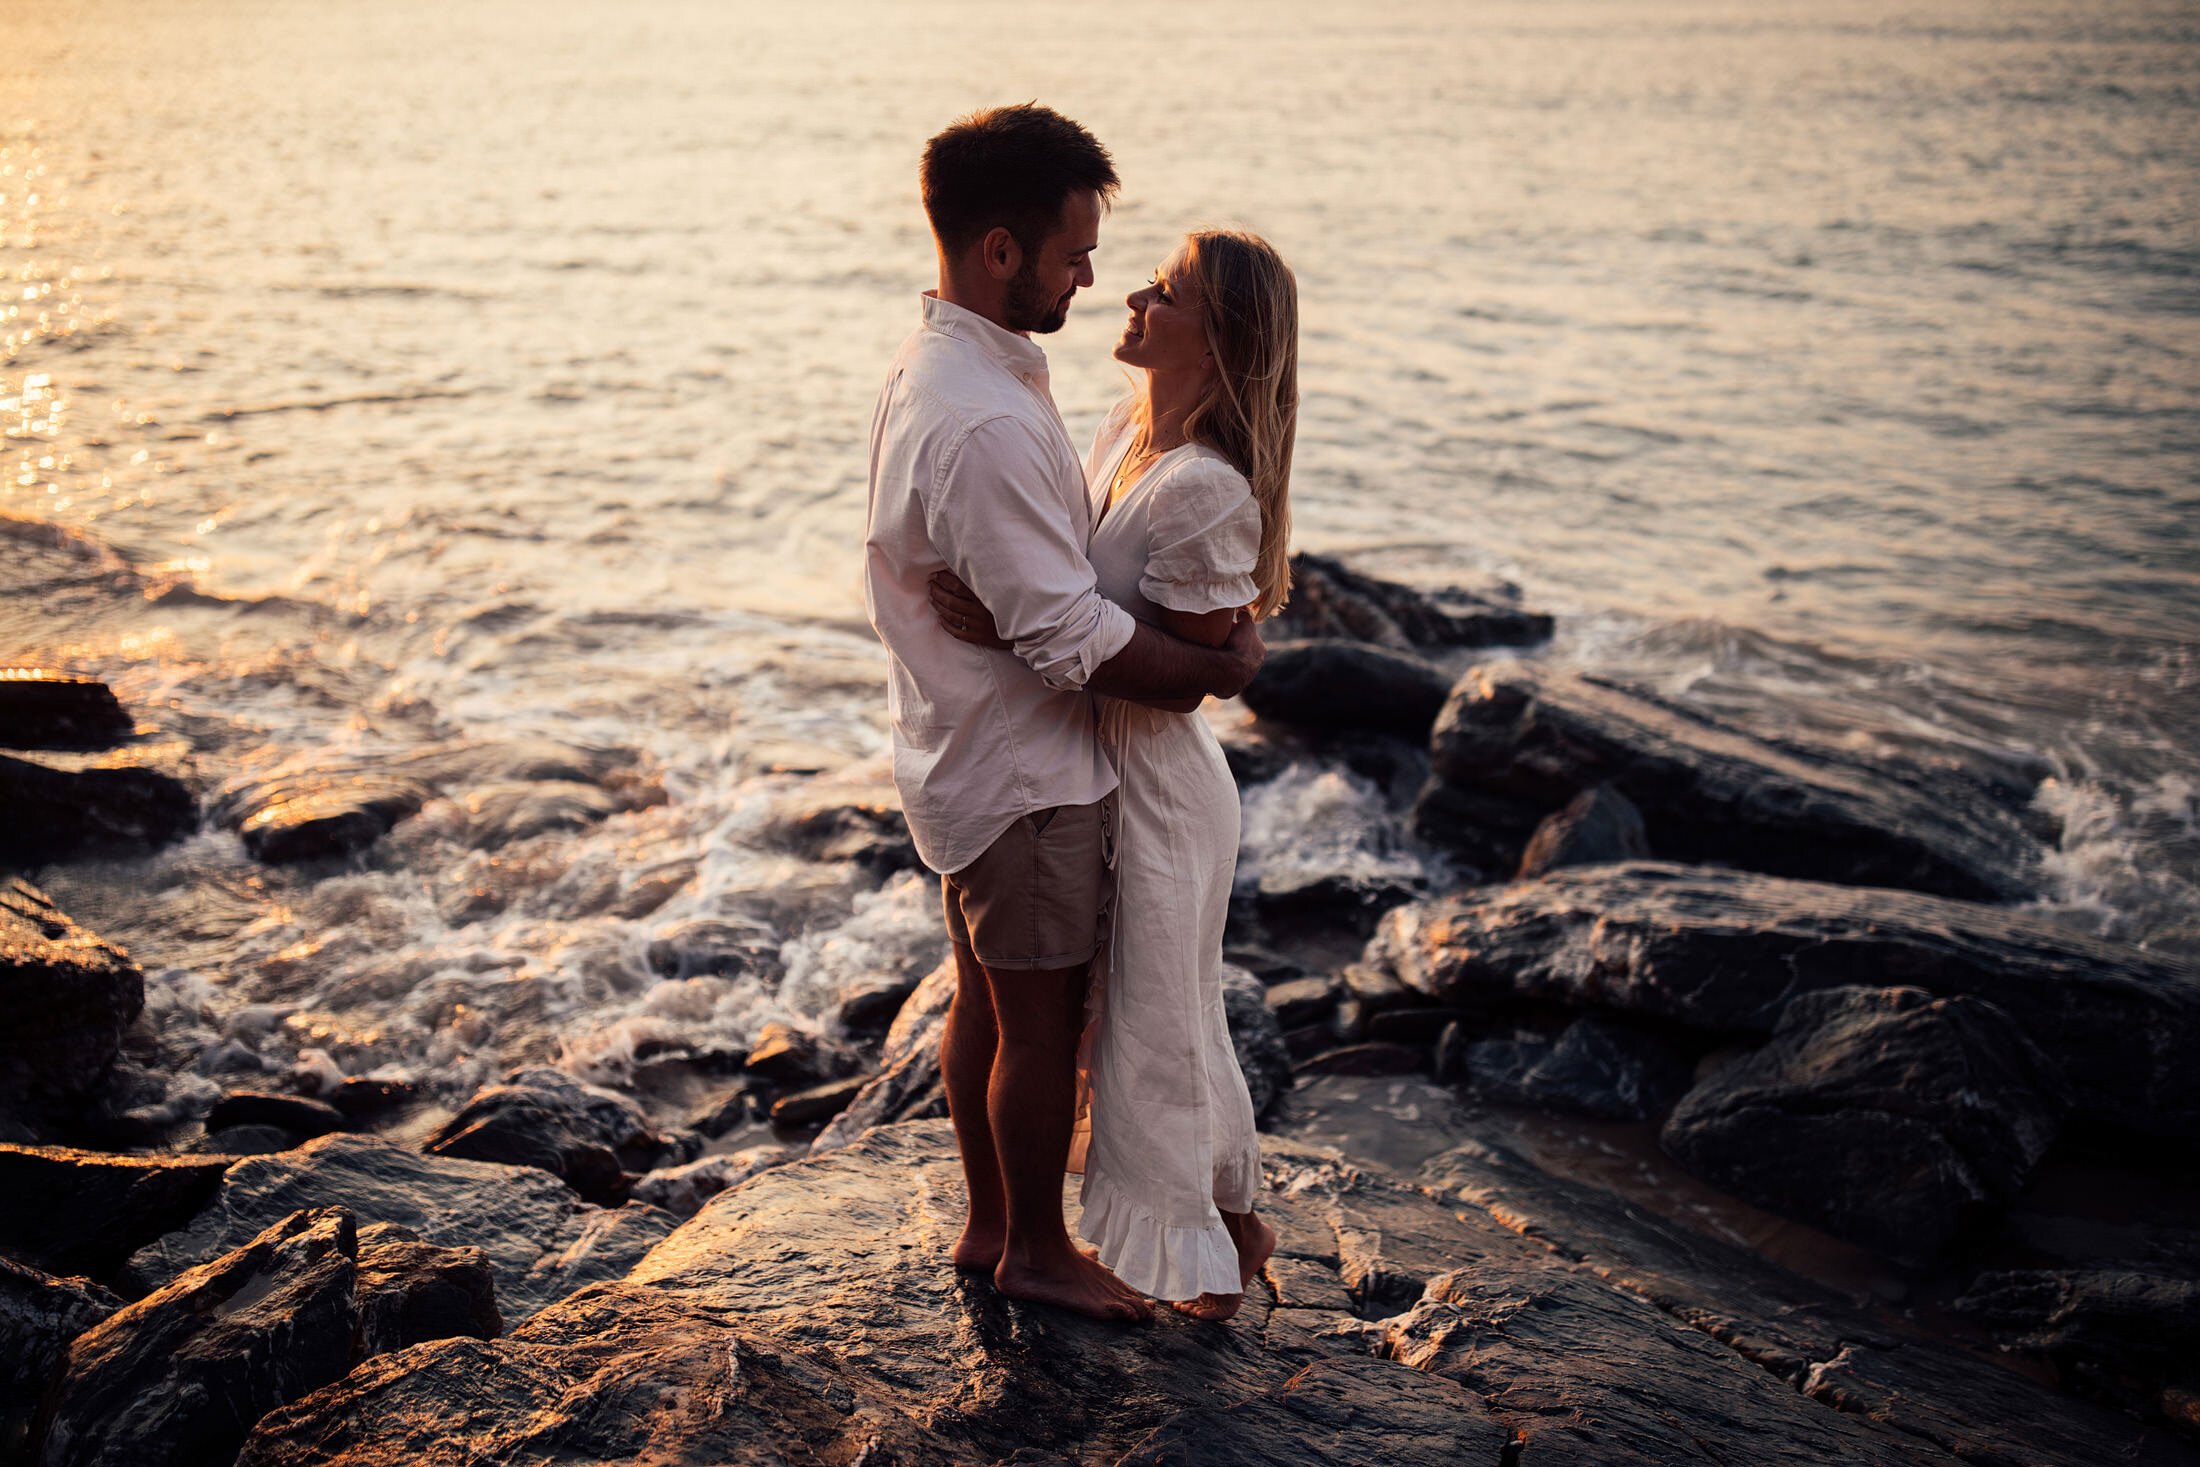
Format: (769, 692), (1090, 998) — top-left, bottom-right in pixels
(1138, 455), (1263, 614)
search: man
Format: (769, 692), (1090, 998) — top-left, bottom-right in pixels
(863, 104), (1264, 1323)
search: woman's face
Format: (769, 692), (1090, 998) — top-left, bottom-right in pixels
(1113, 248), (1211, 376)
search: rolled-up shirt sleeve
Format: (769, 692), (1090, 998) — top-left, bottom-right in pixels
(923, 415), (1136, 691)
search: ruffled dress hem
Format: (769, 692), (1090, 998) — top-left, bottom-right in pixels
(1077, 1166), (1243, 1301)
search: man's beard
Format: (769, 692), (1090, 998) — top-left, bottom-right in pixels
(1003, 260), (1071, 334)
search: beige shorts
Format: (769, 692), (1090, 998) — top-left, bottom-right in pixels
(942, 797), (1112, 972)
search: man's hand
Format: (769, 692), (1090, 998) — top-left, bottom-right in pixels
(1217, 613), (1266, 698)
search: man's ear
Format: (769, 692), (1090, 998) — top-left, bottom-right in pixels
(979, 225), (1023, 282)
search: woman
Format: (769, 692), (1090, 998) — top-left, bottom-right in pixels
(932, 228), (1297, 1320)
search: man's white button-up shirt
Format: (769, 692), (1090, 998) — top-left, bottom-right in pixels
(863, 292), (1137, 875)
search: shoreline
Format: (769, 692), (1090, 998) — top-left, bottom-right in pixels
(5, 553), (2199, 1463)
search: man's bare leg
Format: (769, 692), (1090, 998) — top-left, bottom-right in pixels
(942, 941), (1007, 1270)
(983, 958), (1152, 1323)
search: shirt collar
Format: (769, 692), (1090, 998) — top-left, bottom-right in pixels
(921, 291), (1049, 381)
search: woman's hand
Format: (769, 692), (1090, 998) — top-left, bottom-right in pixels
(928, 570), (1011, 650)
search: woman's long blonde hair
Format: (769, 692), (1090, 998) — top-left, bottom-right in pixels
(1135, 228), (1299, 620)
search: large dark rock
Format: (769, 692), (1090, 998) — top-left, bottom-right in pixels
(631, 1144), (801, 1218)
(1413, 1131), (2196, 1467)
(768, 1074), (872, 1128)
(1958, 1268), (2200, 1407)
(1419, 663), (2044, 901)
(0, 671), (134, 751)
(644, 914), (781, 982)
(764, 759), (919, 875)
(121, 1133), (675, 1323)
(811, 958), (955, 1153)
(220, 772), (429, 863)
(230, 1119), (2193, 1467)
(0, 879), (144, 1113)
(0, 754), (197, 870)
(425, 1067), (667, 1205)
(451, 779), (626, 849)
(743, 1020), (858, 1089)
(1367, 862), (2200, 1138)
(1115, 1355), (1511, 1465)
(0, 1258), (119, 1461)
(206, 1091), (346, 1140)
(1661, 986), (2070, 1264)
(1223, 964), (1295, 1122)
(352, 1221), (501, 1360)
(1515, 783), (1649, 878)
(1264, 974), (1344, 1028)
(1464, 1016), (1693, 1121)
(1242, 639), (1453, 740)
(35, 1208), (359, 1467)
(211, 736), (652, 865)
(0, 1144), (233, 1277)
(1268, 552), (1552, 651)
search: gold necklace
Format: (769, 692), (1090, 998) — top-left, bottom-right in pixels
(1108, 432), (1162, 502)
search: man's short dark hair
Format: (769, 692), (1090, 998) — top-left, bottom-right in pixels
(921, 103), (1119, 260)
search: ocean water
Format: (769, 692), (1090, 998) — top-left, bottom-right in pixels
(4, 0), (2196, 1123)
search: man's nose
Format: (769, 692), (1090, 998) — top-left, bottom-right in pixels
(1075, 258), (1095, 288)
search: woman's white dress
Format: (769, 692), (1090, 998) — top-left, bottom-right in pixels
(1068, 400), (1265, 1302)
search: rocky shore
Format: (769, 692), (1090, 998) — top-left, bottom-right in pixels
(5, 556), (2199, 1464)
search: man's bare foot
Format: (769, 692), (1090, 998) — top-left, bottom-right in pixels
(1168, 1291), (1243, 1322)
(995, 1249), (1154, 1323)
(952, 1222), (1005, 1273)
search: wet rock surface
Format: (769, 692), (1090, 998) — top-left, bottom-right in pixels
(0, 753), (198, 870)
(229, 1119), (2193, 1467)
(0, 1258), (119, 1460)
(120, 1133), (676, 1323)
(1242, 639), (1454, 741)
(1515, 783), (1649, 878)
(764, 758), (920, 874)
(1958, 1268), (2200, 1412)
(1224, 963), (1296, 1121)
(352, 1221), (502, 1360)
(631, 1144), (801, 1217)
(812, 958), (955, 1153)
(206, 1091), (347, 1140)
(0, 878), (144, 1113)
(1412, 1130), (2197, 1466)
(37, 1208), (360, 1467)
(0, 1144), (234, 1277)
(643, 913), (781, 982)
(426, 1067), (669, 1205)
(1465, 1016), (1693, 1122)
(210, 736), (654, 866)
(768, 1072), (872, 1127)
(744, 1019), (859, 1089)
(230, 776), (429, 863)
(0, 671), (135, 751)
(1662, 986), (2071, 1264)
(1420, 664), (2045, 900)
(1268, 552), (1553, 651)
(1369, 861), (2200, 1137)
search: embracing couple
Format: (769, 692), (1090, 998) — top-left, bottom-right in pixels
(862, 103), (1298, 1323)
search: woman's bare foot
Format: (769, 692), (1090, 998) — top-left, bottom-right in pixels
(994, 1246), (1154, 1323)
(1168, 1291), (1243, 1322)
(1225, 1209), (1277, 1289)
(1163, 1211), (1278, 1324)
